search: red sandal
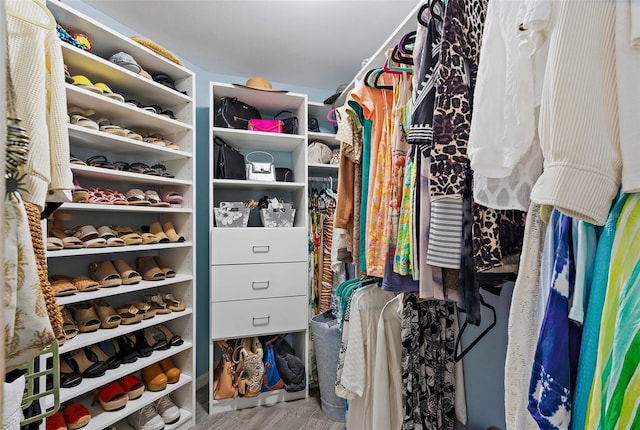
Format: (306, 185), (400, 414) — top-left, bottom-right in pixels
(120, 374), (145, 400)
(46, 412), (66, 430)
(87, 188), (111, 204)
(92, 381), (129, 411)
(62, 403), (91, 429)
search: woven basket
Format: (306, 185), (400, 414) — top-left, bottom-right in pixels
(24, 202), (62, 338)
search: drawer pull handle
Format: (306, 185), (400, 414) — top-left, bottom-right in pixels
(252, 245), (270, 253)
(252, 281), (270, 290)
(252, 316), (270, 326)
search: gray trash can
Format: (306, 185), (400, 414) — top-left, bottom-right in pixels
(310, 311), (346, 422)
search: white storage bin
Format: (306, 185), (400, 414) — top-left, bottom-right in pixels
(260, 203), (295, 227)
(214, 202), (250, 227)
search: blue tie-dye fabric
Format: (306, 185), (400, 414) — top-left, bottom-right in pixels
(528, 212), (583, 429)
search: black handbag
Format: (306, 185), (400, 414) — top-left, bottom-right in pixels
(275, 167), (294, 182)
(215, 97), (261, 130)
(308, 117), (320, 133)
(274, 110), (299, 135)
(213, 136), (246, 179)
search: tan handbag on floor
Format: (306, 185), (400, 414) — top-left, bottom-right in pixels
(213, 340), (238, 400)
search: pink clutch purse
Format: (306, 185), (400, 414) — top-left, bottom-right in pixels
(248, 119), (282, 134)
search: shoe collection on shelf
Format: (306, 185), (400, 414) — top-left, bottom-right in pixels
(45, 1), (196, 429)
(209, 82), (310, 413)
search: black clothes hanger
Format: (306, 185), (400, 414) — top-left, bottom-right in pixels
(391, 45), (414, 65)
(418, 0), (444, 27)
(398, 31), (416, 56)
(363, 68), (394, 90)
(454, 294), (497, 362)
(417, 2), (430, 26)
(360, 276), (382, 287)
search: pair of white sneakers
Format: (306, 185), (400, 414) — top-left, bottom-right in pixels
(126, 395), (180, 430)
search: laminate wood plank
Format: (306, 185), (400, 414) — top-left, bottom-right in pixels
(194, 387), (345, 430)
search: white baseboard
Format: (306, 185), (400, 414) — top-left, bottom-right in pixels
(196, 372), (209, 390)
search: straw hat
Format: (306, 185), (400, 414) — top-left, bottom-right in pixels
(233, 77), (288, 93)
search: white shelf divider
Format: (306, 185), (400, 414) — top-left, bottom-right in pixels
(67, 124), (191, 160)
(58, 203), (191, 214)
(47, 242), (193, 259)
(56, 274), (193, 305)
(71, 164), (192, 186)
(59, 309), (193, 355)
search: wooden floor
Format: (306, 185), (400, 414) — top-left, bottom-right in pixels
(194, 386), (345, 430)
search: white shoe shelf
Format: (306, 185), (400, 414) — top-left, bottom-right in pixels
(46, 1), (196, 428)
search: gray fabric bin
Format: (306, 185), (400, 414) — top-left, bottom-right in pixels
(310, 311), (346, 422)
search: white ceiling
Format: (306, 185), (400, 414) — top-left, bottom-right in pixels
(80, 0), (419, 92)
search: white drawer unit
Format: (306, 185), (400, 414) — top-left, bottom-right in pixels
(210, 295), (308, 339)
(211, 227), (307, 265)
(211, 262), (307, 302)
(209, 81), (309, 413)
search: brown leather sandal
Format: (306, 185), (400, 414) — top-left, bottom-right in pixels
(112, 259), (142, 285)
(60, 305), (79, 341)
(132, 301), (156, 319)
(91, 299), (122, 329)
(69, 302), (101, 333)
(136, 256), (166, 281)
(117, 304), (143, 325)
(50, 278), (78, 297)
(153, 255), (176, 278)
(162, 221), (185, 242)
(51, 275), (100, 293)
(148, 222), (170, 243)
(90, 260), (122, 287)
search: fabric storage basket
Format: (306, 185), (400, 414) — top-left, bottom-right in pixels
(214, 202), (250, 227)
(260, 203), (295, 227)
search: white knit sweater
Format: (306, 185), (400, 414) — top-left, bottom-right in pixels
(7, 0), (72, 209)
(530, 0), (621, 226)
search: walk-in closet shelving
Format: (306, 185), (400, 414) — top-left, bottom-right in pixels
(307, 102), (339, 176)
(209, 82), (309, 413)
(45, 1), (196, 428)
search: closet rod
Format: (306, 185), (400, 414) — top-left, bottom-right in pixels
(335, 1), (423, 106)
(308, 176), (334, 182)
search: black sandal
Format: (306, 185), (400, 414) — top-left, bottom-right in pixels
(59, 353), (83, 388)
(129, 331), (153, 357)
(115, 335), (139, 364)
(86, 155), (114, 169)
(96, 339), (121, 370)
(156, 323), (183, 347)
(112, 161), (133, 172)
(66, 348), (107, 379)
(130, 162), (155, 175)
(144, 326), (169, 351)
(150, 164), (174, 178)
